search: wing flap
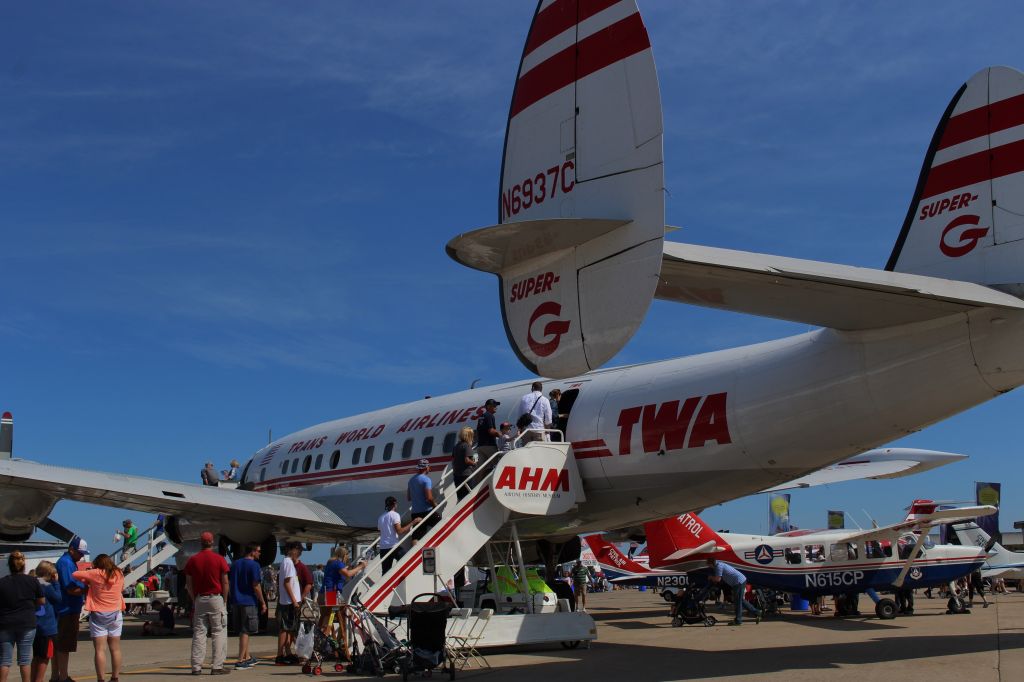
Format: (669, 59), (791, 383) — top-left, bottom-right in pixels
(658, 242), (1024, 330)
(0, 459), (353, 543)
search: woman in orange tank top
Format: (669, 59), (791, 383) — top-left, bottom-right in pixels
(73, 555), (125, 682)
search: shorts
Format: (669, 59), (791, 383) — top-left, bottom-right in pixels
(232, 604), (259, 635)
(0, 628), (35, 667)
(88, 611), (123, 638)
(410, 512), (441, 541)
(276, 603), (298, 633)
(32, 633), (54, 661)
(55, 614), (80, 653)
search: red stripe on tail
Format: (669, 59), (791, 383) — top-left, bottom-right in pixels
(938, 93), (1024, 150)
(921, 137), (1024, 199)
(511, 12), (650, 118)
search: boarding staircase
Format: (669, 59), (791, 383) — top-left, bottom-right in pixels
(113, 521), (179, 587)
(344, 433), (585, 614)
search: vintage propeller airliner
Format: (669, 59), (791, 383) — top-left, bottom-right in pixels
(2, 1), (1024, 578)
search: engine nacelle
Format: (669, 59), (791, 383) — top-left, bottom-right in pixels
(164, 515), (277, 566)
(0, 490), (57, 542)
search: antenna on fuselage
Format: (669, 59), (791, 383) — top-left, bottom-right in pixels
(469, 379), (481, 389)
(862, 509), (878, 529)
(268, 428), (272, 445)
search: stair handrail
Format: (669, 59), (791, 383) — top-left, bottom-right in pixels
(511, 427), (565, 448)
(346, 447), (507, 603)
(111, 520), (167, 569)
(352, 461), (456, 566)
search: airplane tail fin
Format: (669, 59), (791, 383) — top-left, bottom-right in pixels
(644, 513), (727, 569)
(952, 520), (1004, 555)
(904, 498), (939, 522)
(0, 412), (11, 459)
(447, 0), (665, 378)
(582, 534), (650, 575)
(887, 66), (1024, 290)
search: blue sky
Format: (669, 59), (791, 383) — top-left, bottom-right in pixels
(3, 1), (1024, 560)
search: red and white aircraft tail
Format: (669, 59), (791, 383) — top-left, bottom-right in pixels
(887, 67), (1024, 285)
(448, 0), (665, 378)
(644, 512), (728, 569)
(582, 533), (652, 576)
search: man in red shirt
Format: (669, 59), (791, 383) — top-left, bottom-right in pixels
(184, 531), (230, 675)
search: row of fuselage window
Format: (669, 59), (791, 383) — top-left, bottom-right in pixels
(259, 431), (460, 482)
(787, 541), (900, 565)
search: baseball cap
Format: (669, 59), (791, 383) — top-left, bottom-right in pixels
(69, 536), (89, 557)
(200, 531), (215, 543)
(417, 458), (429, 470)
(484, 398), (500, 407)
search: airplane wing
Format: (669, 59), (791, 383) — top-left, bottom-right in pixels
(839, 506), (997, 545)
(0, 458), (356, 544)
(760, 448), (967, 493)
(657, 241), (1024, 330)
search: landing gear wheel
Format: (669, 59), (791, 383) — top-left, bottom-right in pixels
(947, 596), (968, 614)
(875, 598), (897, 620)
(561, 640), (582, 649)
(661, 590), (675, 603)
(704, 615), (717, 627)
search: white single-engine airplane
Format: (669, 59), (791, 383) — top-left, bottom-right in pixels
(642, 505), (995, 618)
(2, 1), (1024, 573)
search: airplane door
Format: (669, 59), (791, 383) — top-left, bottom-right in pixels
(559, 380), (611, 491)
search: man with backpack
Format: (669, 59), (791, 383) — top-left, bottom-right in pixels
(516, 382), (552, 440)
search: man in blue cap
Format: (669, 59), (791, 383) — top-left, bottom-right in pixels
(54, 536), (89, 682)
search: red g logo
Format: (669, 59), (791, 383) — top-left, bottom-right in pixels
(527, 301), (571, 357)
(940, 214), (989, 257)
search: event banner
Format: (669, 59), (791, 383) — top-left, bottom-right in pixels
(976, 482), (1001, 541)
(769, 493), (791, 535)
(827, 510), (845, 529)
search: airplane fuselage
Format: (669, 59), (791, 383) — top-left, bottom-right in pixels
(707, 529), (985, 596)
(240, 308), (1024, 541)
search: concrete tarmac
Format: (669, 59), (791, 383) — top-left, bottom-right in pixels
(62, 590), (1023, 681)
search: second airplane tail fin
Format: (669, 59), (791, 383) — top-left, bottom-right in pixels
(887, 66), (1024, 291)
(644, 512), (727, 569)
(582, 534), (651, 576)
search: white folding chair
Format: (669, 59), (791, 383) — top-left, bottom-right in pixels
(448, 608), (492, 670)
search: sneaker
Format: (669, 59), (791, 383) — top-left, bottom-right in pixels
(728, 620), (742, 626)
(246, 657), (260, 667)
(234, 660), (252, 671)
(211, 669), (230, 676)
(755, 611), (761, 624)
(191, 671), (202, 676)
(274, 657), (289, 666)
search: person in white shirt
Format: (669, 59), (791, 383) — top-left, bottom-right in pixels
(517, 381), (552, 439)
(275, 543), (302, 664)
(377, 496), (412, 575)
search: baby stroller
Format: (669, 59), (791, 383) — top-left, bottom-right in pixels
(671, 586), (716, 627)
(345, 596), (408, 677)
(402, 593), (455, 680)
